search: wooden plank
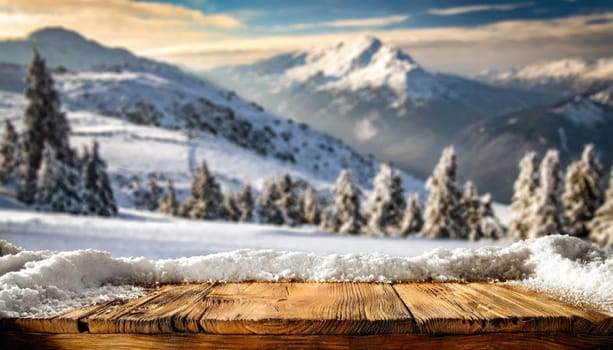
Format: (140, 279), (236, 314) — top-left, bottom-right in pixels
(0, 300), (125, 333)
(392, 282), (613, 335)
(495, 284), (613, 335)
(86, 283), (214, 334)
(2, 331), (612, 350)
(196, 282), (415, 335)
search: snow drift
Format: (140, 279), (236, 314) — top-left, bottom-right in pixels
(1, 235), (611, 318)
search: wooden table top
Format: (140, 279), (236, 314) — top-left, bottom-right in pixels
(1, 282), (612, 349)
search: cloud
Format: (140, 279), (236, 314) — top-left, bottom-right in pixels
(427, 2), (534, 16)
(270, 15), (408, 31)
(144, 12), (613, 75)
(0, 0), (242, 50)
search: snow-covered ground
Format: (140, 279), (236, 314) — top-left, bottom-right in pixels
(1, 208), (612, 318)
(0, 208), (505, 259)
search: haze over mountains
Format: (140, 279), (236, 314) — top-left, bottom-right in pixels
(0, 28), (424, 205)
(205, 38), (613, 201)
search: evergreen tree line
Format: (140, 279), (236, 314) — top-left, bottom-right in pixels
(154, 153), (500, 240)
(153, 145), (613, 247)
(509, 145), (612, 247)
(0, 51), (117, 216)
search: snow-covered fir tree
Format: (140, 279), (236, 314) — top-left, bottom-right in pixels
(366, 163), (405, 236)
(257, 179), (283, 224)
(399, 193), (423, 237)
(461, 181), (483, 241)
(327, 169), (364, 234)
(301, 186), (321, 225)
(528, 150), (563, 238)
(276, 173), (303, 226)
(588, 167), (613, 247)
(19, 50), (72, 204)
(81, 141), (117, 216)
(236, 184), (254, 222)
(222, 191), (241, 222)
(563, 144), (604, 238)
(158, 180), (177, 216)
(479, 193), (506, 240)
(509, 151), (539, 241)
(35, 145), (86, 214)
(0, 120), (19, 182)
(178, 160), (223, 220)
(422, 147), (466, 239)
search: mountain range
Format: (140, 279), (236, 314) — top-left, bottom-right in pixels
(205, 39), (613, 201)
(2, 28), (611, 203)
(0, 28), (424, 205)
(204, 37), (545, 181)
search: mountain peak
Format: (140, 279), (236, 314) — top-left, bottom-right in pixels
(0, 26), (142, 70)
(28, 27), (87, 43)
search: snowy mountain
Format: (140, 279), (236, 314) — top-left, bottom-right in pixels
(475, 58), (613, 99)
(0, 29), (424, 207)
(455, 85), (613, 201)
(204, 36), (543, 179)
(0, 27), (144, 70)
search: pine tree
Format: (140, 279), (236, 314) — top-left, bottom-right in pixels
(257, 179), (283, 224)
(422, 147), (465, 239)
(366, 164), (405, 236)
(509, 151), (539, 240)
(328, 169), (364, 234)
(222, 191), (241, 222)
(479, 193), (506, 240)
(0, 120), (19, 182)
(462, 181), (483, 241)
(563, 144), (604, 238)
(528, 150), (563, 238)
(589, 167), (613, 247)
(19, 50), (72, 204)
(178, 160), (223, 220)
(301, 186), (321, 225)
(158, 180), (177, 216)
(276, 173), (302, 226)
(35, 145), (85, 214)
(81, 141), (117, 216)
(399, 193), (423, 237)
(236, 184), (254, 222)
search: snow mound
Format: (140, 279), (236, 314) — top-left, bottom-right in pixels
(1, 235), (611, 317)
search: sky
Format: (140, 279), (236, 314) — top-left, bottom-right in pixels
(0, 0), (612, 75)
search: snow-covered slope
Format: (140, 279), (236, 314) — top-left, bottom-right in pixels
(475, 57), (613, 98)
(0, 29), (423, 205)
(204, 36), (543, 180)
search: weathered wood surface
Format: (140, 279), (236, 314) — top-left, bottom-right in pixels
(2, 332), (613, 350)
(1, 282), (612, 349)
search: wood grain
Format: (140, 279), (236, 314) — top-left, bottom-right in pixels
(87, 283), (215, 334)
(2, 331), (612, 350)
(193, 282), (414, 335)
(0, 300), (125, 333)
(392, 282), (613, 335)
(2, 282), (612, 341)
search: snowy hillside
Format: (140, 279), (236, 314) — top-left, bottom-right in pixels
(0, 30), (424, 206)
(476, 57), (613, 98)
(204, 36), (543, 179)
